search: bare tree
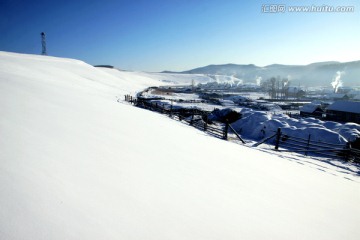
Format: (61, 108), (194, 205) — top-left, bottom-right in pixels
(270, 77), (276, 99)
(191, 79), (195, 92)
(263, 77), (291, 99)
(281, 78), (289, 99)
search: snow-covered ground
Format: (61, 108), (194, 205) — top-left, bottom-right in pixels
(1, 51), (360, 240)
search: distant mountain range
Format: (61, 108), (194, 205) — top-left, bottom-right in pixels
(164, 61), (360, 87)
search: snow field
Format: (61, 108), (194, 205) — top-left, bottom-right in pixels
(0, 51), (359, 240)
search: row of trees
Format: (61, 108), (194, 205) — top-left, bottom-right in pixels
(261, 77), (291, 99)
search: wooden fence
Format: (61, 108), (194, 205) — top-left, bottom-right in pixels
(256, 128), (360, 163)
(125, 95), (359, 163)
(125, 95), (246, 143)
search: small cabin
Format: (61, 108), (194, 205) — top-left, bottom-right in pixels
(325, 101), (360, 123)
(300, 103), (324, 118)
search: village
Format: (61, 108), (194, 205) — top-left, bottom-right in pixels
(136, 82), (360, 124)
(124, 80), (360, 163)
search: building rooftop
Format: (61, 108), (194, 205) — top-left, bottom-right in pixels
(326, 101), (360, 114)
(325, 93), (349, 99)
(300, 103), (322, 113)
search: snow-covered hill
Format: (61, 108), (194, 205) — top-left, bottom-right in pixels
(0, 51), (359, 240)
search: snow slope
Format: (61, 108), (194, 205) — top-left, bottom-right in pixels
(0, 51), (359, 240)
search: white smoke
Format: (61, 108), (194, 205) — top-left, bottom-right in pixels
(236, 79), (244, 86)
(207, 74), (217, 82)
(331, 71), (345, 93)
(255, 76), (262, 86)
(283, 78), (290, 88)
(228, 75), (235, 87)
(215, 75), (221, 84)
(206, 74), (244, 88)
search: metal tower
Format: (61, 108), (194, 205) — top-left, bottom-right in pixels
(41, 32), (47, 55)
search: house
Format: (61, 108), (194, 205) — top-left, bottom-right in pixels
(325, 101), (360, 123)
(325, 93), (350, 100)
(287, 86), (305, 98)
(300, 103), (324, 118)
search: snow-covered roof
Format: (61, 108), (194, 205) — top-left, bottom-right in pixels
(325, 93), (348, 99)
(326, 101), (360, 114)
(300, 103), (321, 113)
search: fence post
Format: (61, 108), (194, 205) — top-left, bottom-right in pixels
(275, 128), (281, 150)
(344, 142), (351, 161)
(179, 109), (184, 121)
(223, 120), (229, 140)
(305, 134), (311, 156)
(190, 114), (194, 125)
(203, 115), (208, 132)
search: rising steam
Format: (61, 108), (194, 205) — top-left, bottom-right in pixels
(331, 71), (344, 93)
(255, 76), (262, 86)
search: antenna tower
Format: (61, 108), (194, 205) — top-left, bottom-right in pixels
(41, 32), (47, 55)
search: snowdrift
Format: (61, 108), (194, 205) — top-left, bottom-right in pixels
(1, 51), (360, 240)
(231, 108), (359, 144)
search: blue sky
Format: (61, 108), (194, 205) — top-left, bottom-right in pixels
(1, 0), (359, 71)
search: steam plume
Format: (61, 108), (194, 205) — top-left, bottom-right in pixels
(331, 71), (344, 93)
(255, 76), (262, 86)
